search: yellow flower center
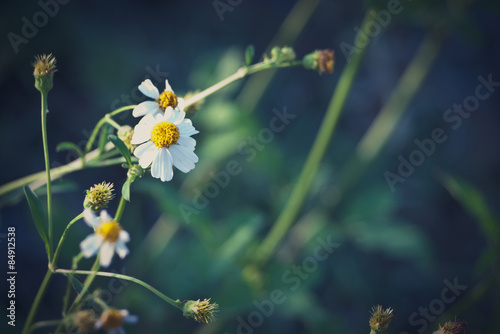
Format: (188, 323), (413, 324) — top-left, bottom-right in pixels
(101, 310), (123, 330)
(151, 122), (180, 148)
(157, 90), (178, 111)
(96, 221), (122, 243)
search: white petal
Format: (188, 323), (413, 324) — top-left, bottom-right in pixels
(119, 230), (130, 242)
(83, 209), (99, 228)
(138, 79), (159, 99)
(136, 144), (157, 169)
(80, 234), (103, 258)
(177, 119), (199, 137)
(164, 79), (173, 92)
(177, 136), (196, 150)
(132, 101), (160, 118)
(115, 241), (129, 259)
(99, 242), (115, 267)
(151, 148), (173, 182)
(131, 114), (156, 144)
(100, 210), (112, 222)
(169, 145), (196, 173)
(163, 107), (177, 123)
(176, 98), (186, 112)
(172, 110), (186, 125)
(124, 314), (138, 324)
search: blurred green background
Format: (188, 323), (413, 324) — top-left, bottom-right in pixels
(1, 0), (500, 333)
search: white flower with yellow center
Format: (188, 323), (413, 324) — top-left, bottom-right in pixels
(131, 107), (199, 182)
(132, 79), (186, 118)
(80, 210), (130, 267)
(95, 309), (138, 334)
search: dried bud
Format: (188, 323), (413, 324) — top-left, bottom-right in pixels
(84, 182), (115, 212)
(182, 298), (219, 324)
(33, 53), (57, 93)
(73, 310), (98, 333)
(303, 49), (335, 74)
(117, 125), (135, 152)
(369, 305), (394, 334)
(434, 320), (467, 334)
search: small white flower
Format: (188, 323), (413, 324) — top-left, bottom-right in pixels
(79, 210), (130, 267)
(132, 79), (186, 118)
(131, 107), (199, 182)
(95, 309), (138, 334)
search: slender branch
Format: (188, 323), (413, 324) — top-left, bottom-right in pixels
(114, 195), (127, 223)
(68, 257), (100, 314)
(21, 269), (53, 334)
(30, 319), (63, 332)
(40, 91), (53, 257)
(253, 11), (375, 266)
(55, 269), (182, 309)
(50, 212), (84, 270)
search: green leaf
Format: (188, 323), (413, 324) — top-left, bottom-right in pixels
(439, 172), (500, 245)
(245, 44), (255, 66)
(122, 178), (131, 202)
(98, 123), (110, 154)
(108, 134), (132, 167)
(23, 186), (49, 251)
(56, 141), (84, 160)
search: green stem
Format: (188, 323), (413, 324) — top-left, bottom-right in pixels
(105, 117), (121, 130)
(85, 105), (135, 153)
(68, 257), (100, 314)
(338, 30), (443, 192)
(55, 268), (182, 309)
(253, 11), (375, 266)
(30, 319), (62, 332)
(114, 195), (127, 223)
(40, 91), (53, 258)
(50, 212), (84, 270)
(21, 269), (53, 334)
(62, 253), (84, 316)
(184, 61), (302, 108)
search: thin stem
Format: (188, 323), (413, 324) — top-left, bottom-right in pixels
(85, 105), (135, 153)
(338, 30), (443, 192)
(114, 195), (127, 223)
(41, 91), (53, 258)
(68, 257), (100, 314)
(184, 61), (302, 108)
(30, 319), (62, 332)
(105, 116), (121, 130)
(62, 253), (84, 316)
(21, 269), (53, 334)
(55, 268), (182, 309)
(50, 212), (84, 270)
(253, 11), (375, 266)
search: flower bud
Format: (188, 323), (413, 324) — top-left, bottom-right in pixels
(182, 298), (218, 324)
(369, 305), (394, 334)
(303, 49), (335, 74)
(127, 164), (145, 182)
(268, 46), (296, 64)
(433, 320), (467, 334)
(73, 310), (98, 333)
(117, 125), (135, 152)
(33, 53), (57, 93)
(84, 182), (115, 212)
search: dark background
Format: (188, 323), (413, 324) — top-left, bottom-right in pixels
(1, 0), (500, 333)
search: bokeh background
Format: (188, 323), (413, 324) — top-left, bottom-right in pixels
(1, 0), (500, 333)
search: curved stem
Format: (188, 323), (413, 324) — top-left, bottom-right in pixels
(253, 11), (375, 266)
(50, 212), (84, 270)
(30, 319), (62, 332)
(55, 268), (182, 309)
(68, 257), (100, 314)
(184, 61), (302, 108)
(40, 91), (53, 257)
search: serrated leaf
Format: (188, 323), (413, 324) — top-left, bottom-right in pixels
(23, 186), (49, 249)
(108, 135), (132, 167)
(56, 141), (84, 160)
(122, 178), (131, 201)
(245, 44), (255, 66)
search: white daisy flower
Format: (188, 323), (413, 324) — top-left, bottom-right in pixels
(131, 107), (199, 182)
(79, 210), (130, 268)
(95, 309), (138, 334)
(132, 79), (186, 118)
